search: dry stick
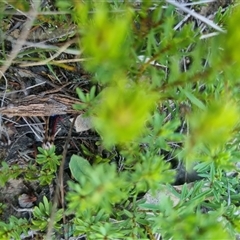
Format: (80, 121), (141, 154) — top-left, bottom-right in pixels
(166, 0), (225, 33)
(45, 116), (77, 240)
(0, 2), (40, 80)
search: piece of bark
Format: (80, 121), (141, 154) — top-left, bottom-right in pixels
(0, 94), (82, 117)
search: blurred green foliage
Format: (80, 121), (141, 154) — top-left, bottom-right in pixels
(73, 1), (133, 81)
(66, 1), (240, 239)
(92, 80), (158, 146)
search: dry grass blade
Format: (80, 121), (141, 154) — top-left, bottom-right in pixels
(4, 35), (81, 55)
(19, 38), (81, 67)
(0, 1), (41, 80)
(166, 0), (226, 32)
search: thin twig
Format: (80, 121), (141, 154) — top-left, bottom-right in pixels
(0, 72), (8, 141)
(22, 117), (44, 142)
(45, 116), (77, 240)
(4, 35), (81, 55)
(0, 81), (46, 97)
(19, 39), (78, 67)
(0, 72), (8, 107)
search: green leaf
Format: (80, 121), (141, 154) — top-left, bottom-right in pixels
(43, 196), (50, 215)
(69, 154), (92, 182)
(180, 87), (206, 110)
(89, 85), (96, 100)
(76, 87), (86, 102)
(123, 209), (133, 218)
(33, 206), (42, 218)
